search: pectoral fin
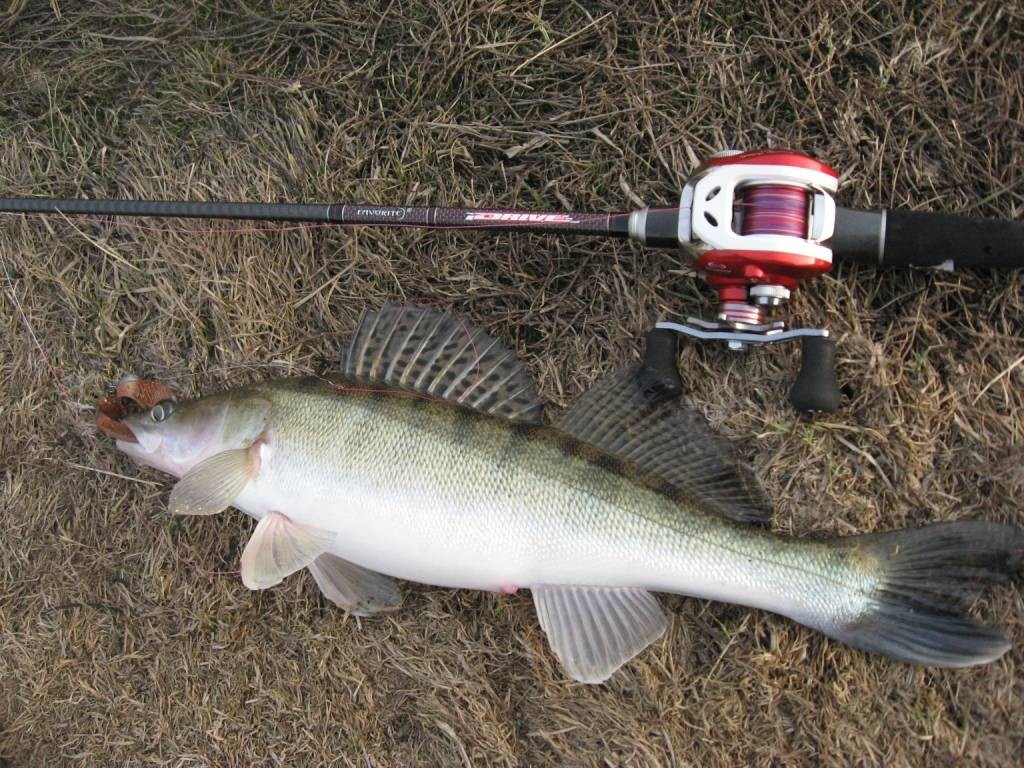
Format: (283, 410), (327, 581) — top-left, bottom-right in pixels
(240, 512), (335, 589)
(169, 447), (259, 516)
(532, 585), (667, 684)
(308, 553), (403, 616)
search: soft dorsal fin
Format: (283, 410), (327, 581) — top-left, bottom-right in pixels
(341, 302), (545, 424)
(555, 364), (773, 524)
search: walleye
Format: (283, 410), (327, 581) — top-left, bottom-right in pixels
(97, 303), (1023, 683)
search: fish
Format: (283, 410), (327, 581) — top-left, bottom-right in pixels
(96, 302), (1024, 683)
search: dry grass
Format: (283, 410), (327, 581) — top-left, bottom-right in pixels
(2, 1), (1023, 766)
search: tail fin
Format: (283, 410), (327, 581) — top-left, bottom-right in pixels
(831, 521), (1023, 667)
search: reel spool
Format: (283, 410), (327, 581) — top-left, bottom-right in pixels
(630, 149), (842, 413)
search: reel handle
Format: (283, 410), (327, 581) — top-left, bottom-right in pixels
(789, 335), (841, 413)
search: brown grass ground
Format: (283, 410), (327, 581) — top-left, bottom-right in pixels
(1, 1), (1023, 766)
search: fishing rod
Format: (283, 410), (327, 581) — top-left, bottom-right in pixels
(3, 149), (1022, 412)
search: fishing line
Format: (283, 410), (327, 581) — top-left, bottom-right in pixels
(3, 212), (486, 411)
(107, 296), (483, 403)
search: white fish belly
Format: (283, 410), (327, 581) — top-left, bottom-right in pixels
(235, 472), (850, 630)
(234, 474), (657, 592)
(234, 462), (839, 631)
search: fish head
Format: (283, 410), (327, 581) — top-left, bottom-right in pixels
(97, 375), (267, 477)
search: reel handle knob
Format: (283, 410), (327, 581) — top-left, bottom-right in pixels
(639, 327), (683, 399)
(789, 335), (841, 413)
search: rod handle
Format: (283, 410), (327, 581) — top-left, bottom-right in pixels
(882, 209), (1024, 268)
(831, 207), (1024, 269)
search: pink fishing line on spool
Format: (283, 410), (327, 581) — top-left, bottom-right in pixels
(737, 184), (811, 238)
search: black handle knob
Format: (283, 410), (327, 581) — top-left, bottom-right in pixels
(789, 335), (841, 413)
(638, 327), (683, 400)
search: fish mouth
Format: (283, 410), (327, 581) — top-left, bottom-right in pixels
(96, 375), (177, 443)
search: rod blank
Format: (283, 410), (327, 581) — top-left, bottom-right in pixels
(0, 197), (332, 222)
(0, 197), (631, 238)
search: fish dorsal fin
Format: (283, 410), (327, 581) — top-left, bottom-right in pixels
(341, 302), (544, 424)
(555, 364), (773, 524)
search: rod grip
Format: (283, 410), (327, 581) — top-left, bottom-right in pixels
(831, 207), (1024, 268)
(882, 209), (1024, 268)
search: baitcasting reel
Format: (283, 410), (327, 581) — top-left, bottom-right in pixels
(628, 149), (842, 413)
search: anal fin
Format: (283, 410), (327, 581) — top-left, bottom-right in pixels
(532, 585), (667, 684)
(308, 553), (403, 616)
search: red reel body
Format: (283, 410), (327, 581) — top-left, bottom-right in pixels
(681, 149), (839, 324)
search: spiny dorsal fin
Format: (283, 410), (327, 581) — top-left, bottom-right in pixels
(555, 364), (773, 524)
(341, 302), (544, 424)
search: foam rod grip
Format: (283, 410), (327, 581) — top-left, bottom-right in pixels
(789, 336), (841, 413)
(883, 210), (1024, 269)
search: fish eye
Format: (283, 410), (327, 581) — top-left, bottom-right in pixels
(150, 400), (176, 422)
